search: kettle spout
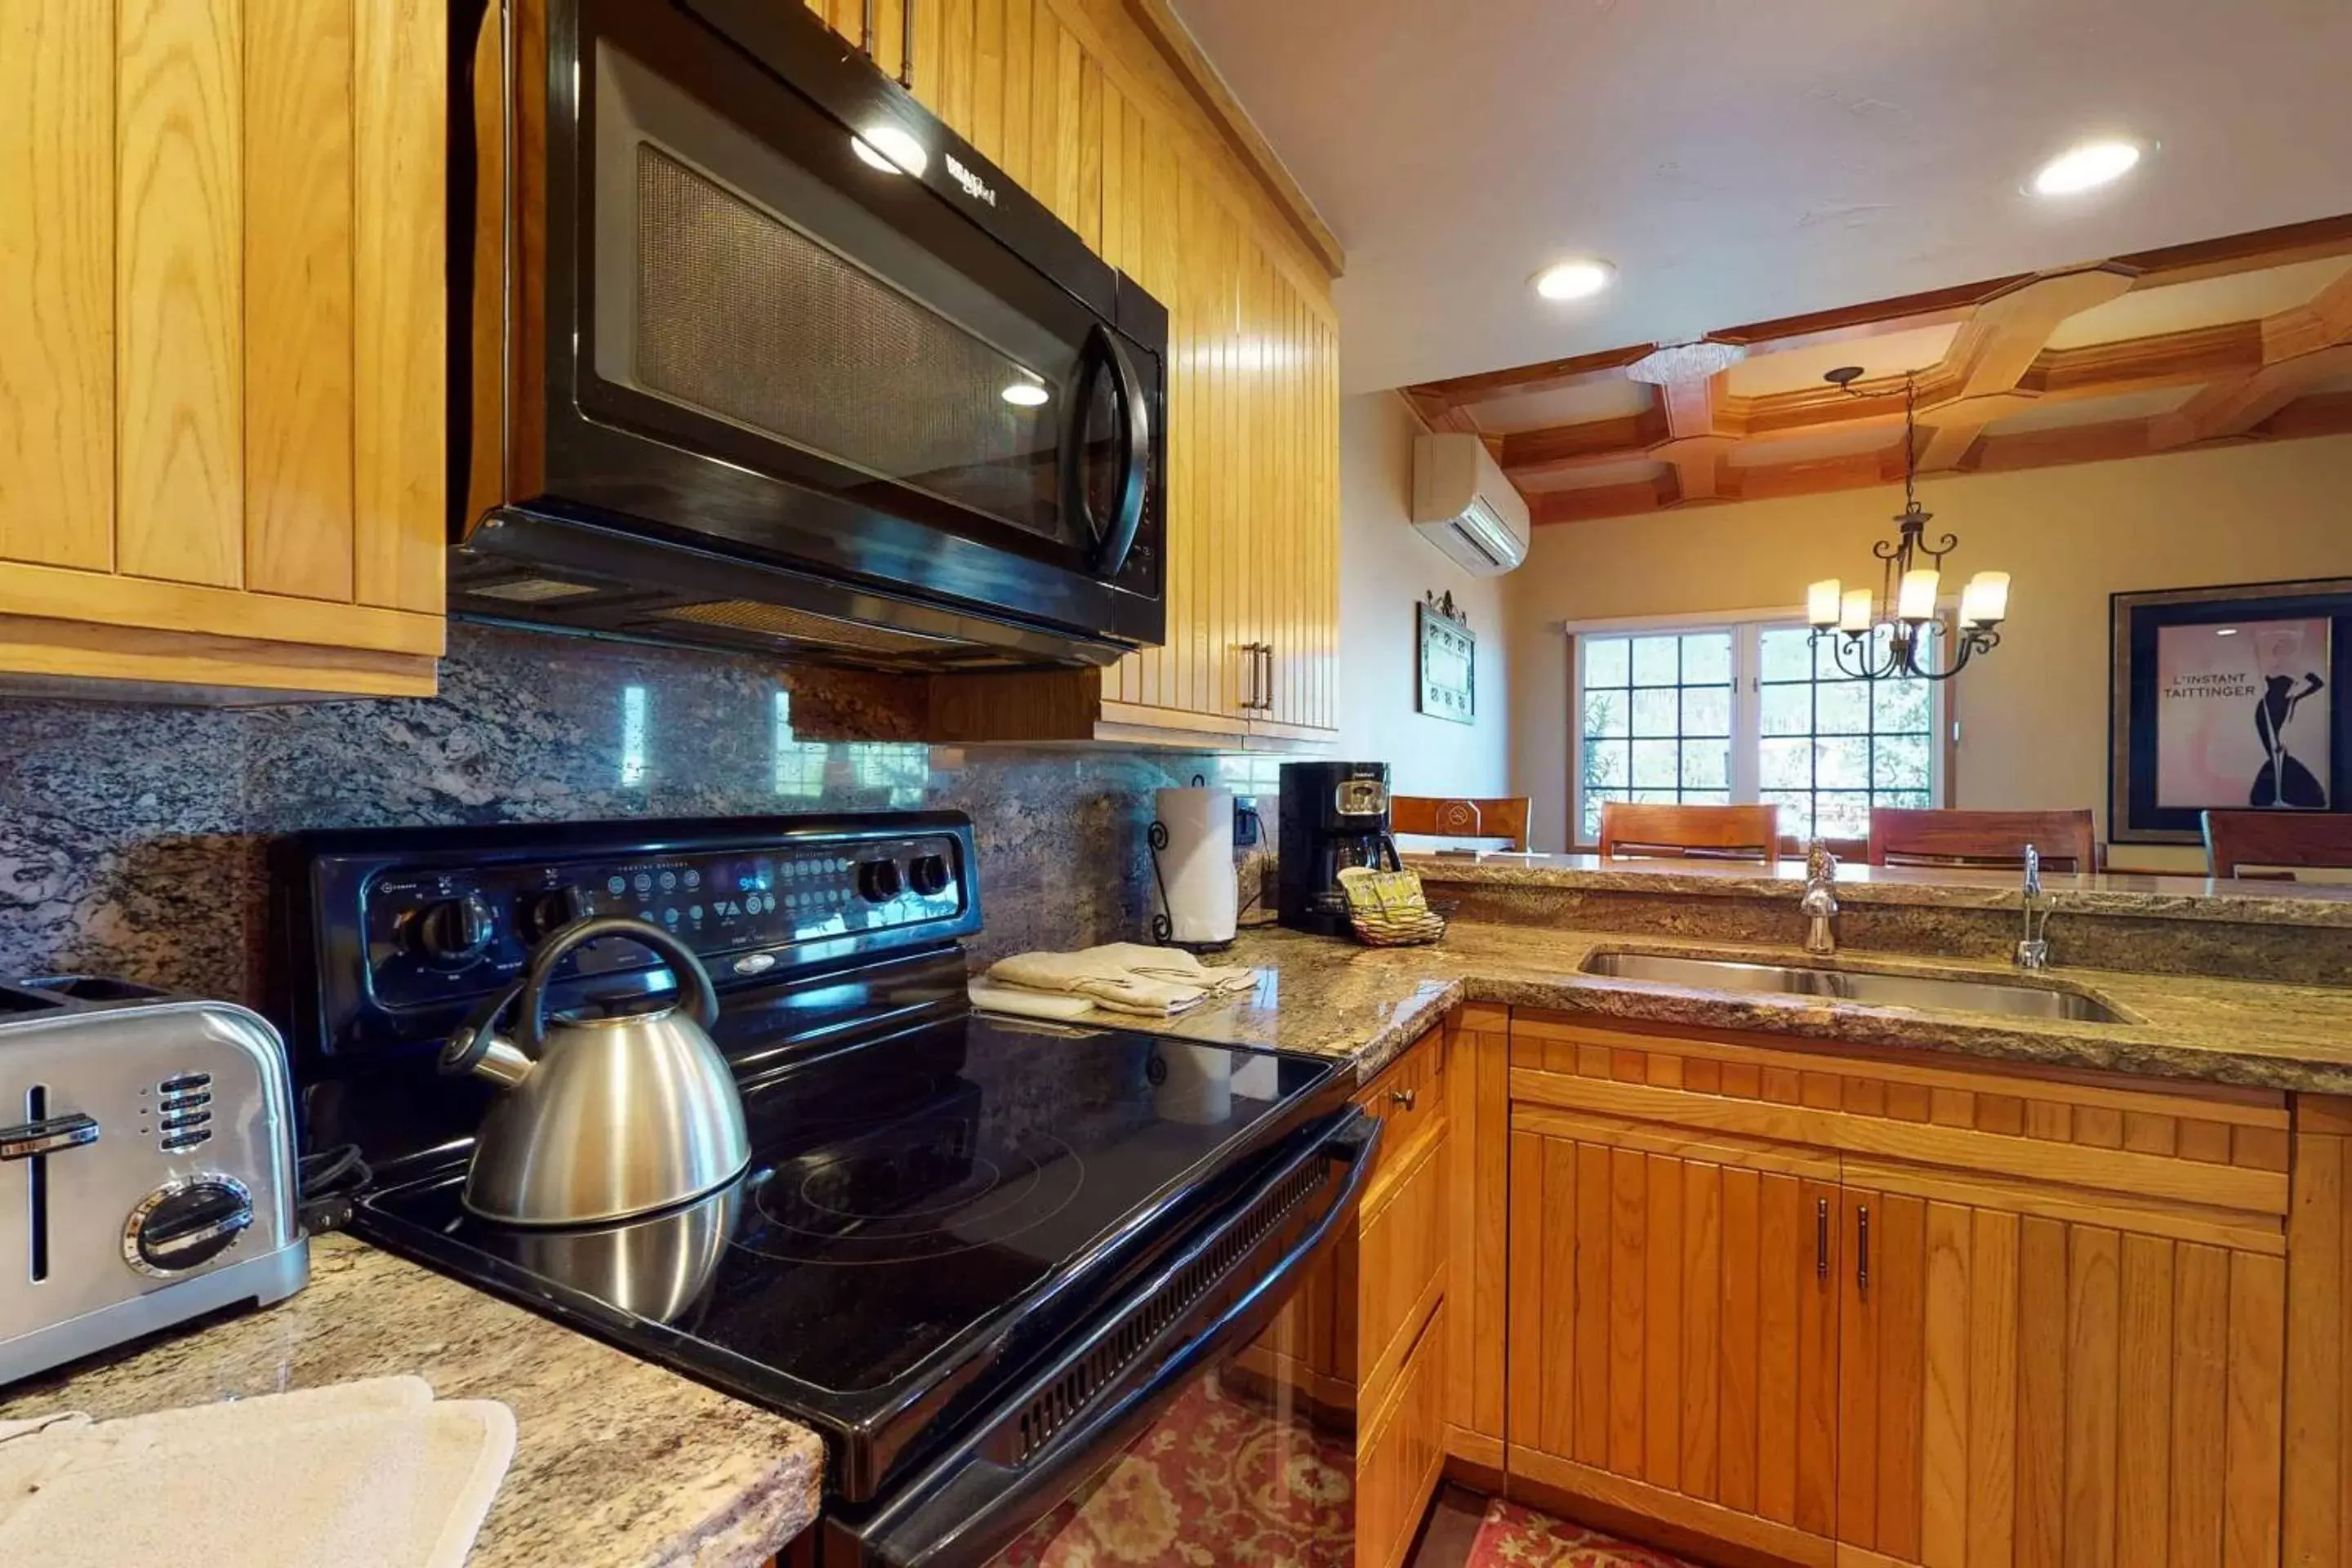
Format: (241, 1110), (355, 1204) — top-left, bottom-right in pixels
(470, 1035), (536, 1089)
(438, 990), (538, 1088)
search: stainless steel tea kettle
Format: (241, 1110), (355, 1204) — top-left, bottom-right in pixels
(439, 916), (750, 1227)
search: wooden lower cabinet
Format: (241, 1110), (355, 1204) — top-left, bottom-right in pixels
(2286, 1095), (2352, 1568)
(1359, 1301), (1447, 1568)
(1836, 1183), (2284, 1568)
(1505, 1121), (1843, 1561)
(1500, 1011), (2297, 1568)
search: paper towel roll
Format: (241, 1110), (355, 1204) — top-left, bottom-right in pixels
(1154, 786), (1237, 947)
(1151, 1044), (1235, 1125)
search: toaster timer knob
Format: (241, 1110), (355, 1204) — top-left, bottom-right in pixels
(412, 893), (497, 966)
(123, 1177), (254, 1277)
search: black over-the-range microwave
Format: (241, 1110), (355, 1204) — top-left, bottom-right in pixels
(450, 0), (1167, 670)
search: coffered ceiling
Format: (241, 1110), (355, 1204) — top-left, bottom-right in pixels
(1169, 0), (2352, 395)
(1400, 217), (2352, 524)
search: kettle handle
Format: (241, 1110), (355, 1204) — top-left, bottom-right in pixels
(517, 916), (723, 1054)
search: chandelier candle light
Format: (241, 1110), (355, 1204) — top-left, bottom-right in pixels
(1803, 367), (2010, 683)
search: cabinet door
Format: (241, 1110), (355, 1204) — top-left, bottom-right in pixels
(1842, 1183), (2287, 1568)
(1, 0), (444, 697)
(1506, 1126), (1842, 1547)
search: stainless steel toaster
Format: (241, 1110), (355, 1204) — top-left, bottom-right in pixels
(1, 976), (308, 1386)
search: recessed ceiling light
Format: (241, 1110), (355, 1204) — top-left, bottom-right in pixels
(2216, 626), (2240, 636)
(1532, 259), (1615, 301)
(852, 125), (928, 177)
(1000, 380), (1050, 408)
(2029, 138), (2145, 196)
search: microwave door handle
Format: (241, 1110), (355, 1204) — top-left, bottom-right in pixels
(1092, 327), (1149, 581)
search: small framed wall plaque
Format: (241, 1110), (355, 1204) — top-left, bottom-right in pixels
(1417, 591), (1476, 725)
(2109, 577), (2352, 844)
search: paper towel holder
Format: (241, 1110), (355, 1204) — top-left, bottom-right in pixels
(1148, 773), (1245, 952)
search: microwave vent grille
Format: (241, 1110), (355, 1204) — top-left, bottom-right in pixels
(656, 600), (959, 654)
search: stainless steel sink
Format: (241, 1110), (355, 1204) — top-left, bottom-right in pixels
(1579, 951), (2127, 1023)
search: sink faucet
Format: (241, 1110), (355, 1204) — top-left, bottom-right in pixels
(1800, 839), (1839, 956)
(2016, 843), (2053, 969)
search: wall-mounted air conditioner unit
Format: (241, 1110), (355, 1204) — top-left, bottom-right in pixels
(1410, 432), (1530, 576)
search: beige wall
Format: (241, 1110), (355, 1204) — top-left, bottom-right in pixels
(1503, 434), (2352, 870)
(1336, 392), (1512, 795)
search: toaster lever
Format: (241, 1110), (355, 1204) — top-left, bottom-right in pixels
(0, 1112), (99, 1161)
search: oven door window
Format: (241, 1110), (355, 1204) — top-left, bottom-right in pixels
(986, 1320), (1355, 1567)
(580, 29), (1153, 585)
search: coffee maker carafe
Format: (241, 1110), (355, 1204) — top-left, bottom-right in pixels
(1278, 761), (1401, 936)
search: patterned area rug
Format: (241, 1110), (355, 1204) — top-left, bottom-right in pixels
(991, 1372), (1353, 1566)
(1463, 1499), (1701, 1567)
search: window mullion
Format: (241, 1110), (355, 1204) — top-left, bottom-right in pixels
(1732, 623), (1762, 803)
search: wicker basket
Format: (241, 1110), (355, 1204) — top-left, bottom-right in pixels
(1348, 907), (1449, 947)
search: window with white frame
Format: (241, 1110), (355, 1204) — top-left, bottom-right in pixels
(1575, 620), (1944, 846)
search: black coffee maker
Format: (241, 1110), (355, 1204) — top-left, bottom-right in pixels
(1278, 761), (1402, 936)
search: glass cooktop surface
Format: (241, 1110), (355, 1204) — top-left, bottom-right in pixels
(359, 1013), (1334, 1398)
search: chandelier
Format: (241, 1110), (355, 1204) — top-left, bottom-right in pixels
(1803, 367), (2009, 683)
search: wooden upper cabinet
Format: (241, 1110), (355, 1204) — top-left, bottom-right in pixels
(839, 0), (1341, 749)
(1, 0), (444, 700)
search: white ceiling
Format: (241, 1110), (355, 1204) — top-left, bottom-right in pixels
(1169, 0), (2352, 394)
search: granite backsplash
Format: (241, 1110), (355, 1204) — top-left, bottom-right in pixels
(0, 624), (1276, 1003)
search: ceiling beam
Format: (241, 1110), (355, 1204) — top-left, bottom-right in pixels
(1498, 408), (1667, 479)
(2259, 390), (2352, 440)
(1912, 265), (2137, 470)
(2149, 342), (2352, 448)
(2021, 320), (2269, 399)
(1528, 471), (1678, 526)
(1403, 344), (1659, 415)
(2109, 212), (2352, 288)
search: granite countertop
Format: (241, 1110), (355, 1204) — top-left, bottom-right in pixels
(1405, 850), (2352, 929)
(1140, 922), (2352, 1095)
(0, 1234), (823, 1568)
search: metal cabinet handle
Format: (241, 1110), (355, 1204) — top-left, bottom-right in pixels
(0, 1113), (99, 1161)
(1856, 1204), (1870, 1294)
(1390, 1088), (1416, 1111)
(1815, 1196), (1829, 1279)
(1257, 644), (1276, 715)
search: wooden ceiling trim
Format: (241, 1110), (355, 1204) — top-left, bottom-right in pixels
(2108, 213), (2352, 289)
(2259, 390), (2352, 441)
(1498, 408), (1667, 477)
(1903, 267), (2136, 471)
(1708, 274), (2029, 348)
(1404, 343), (1659, 413)
(2022, 320), (2268, 398)
(1970, 418), (2155, 473)
(2150, 342), (2352, 450)
(1446, 216), (2352, 526)
(1529, 471), (1678, 526)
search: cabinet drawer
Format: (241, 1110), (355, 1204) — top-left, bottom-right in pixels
(1357, 1024), (1446, 1186)
(1509, 1014), (2290, 1223)
(1357, 1111), (1446, 1400)
(1357, 1300), (1446, 1568)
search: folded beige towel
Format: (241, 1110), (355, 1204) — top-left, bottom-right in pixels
(0, 1376), (515, 1567)
(986, 943), (1258, 1017)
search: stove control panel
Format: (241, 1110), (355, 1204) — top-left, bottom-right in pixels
(354, 831), (970, 1014)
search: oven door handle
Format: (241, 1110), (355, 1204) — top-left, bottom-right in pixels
(851, 1107), (1381, 1568)
(1061, 323), (1150, 583)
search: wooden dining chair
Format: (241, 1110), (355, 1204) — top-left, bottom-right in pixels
(2201, 810), (2352, 879)
(1597, 801), (1780, 861)
(1391, 795), (1532, 851)
(1868, 808), (2100, 872)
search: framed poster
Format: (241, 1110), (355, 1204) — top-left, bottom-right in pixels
(1416, 592), (1476, 724)
(2110, 577), (2352, 843)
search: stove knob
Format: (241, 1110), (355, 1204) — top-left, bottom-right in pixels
(412, 893), (496, 966)
(906, 853), (951, 898)
(124, 1177), (252, 1276)
(857, 858), (904, 902)
(519, 884), (591, 944)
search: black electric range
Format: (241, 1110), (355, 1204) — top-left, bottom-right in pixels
(270, 813), (1374, 1566)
